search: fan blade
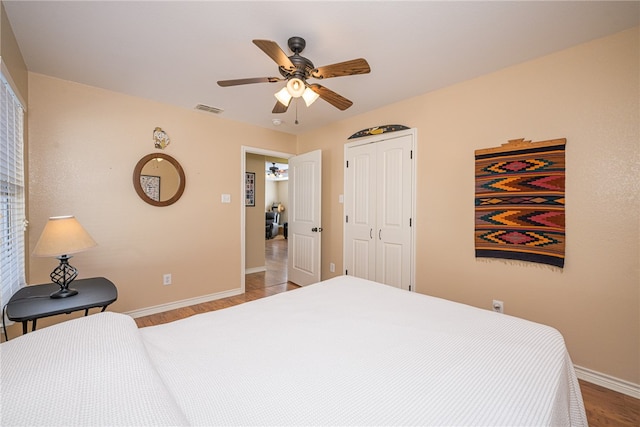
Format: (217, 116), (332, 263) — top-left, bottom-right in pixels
(272, 101), (289, 114)
(253, 40), (295, 71)
(217, 77), (282, 87)
(312, 58), (371, 79)
(309, 84), (353, 111)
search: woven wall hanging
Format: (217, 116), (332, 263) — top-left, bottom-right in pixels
(475, 138), (566, 268)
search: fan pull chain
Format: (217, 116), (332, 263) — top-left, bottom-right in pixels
(295, 99), (299, 125)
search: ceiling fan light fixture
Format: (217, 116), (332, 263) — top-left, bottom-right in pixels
(302, 87), (320, 107)
(286, 78), (305, 98)
(274, 87), (292, 106)
(219, 37), (369, 113)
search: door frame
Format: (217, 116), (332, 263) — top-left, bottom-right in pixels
(240, 146), (293, 294)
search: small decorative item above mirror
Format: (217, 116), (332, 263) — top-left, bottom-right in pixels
(133, 153), (185, 206)
(153, 127), (170, 149)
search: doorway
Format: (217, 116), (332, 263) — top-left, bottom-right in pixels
(241, 147), (292, 293)
(263, 158), (289, 284)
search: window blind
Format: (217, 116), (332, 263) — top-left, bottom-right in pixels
(0, 72), (26, 308)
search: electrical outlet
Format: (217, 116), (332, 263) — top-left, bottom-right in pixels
(329, 262), (335, 273)
(492, 300), (504, 313)
(163, 274), (172, 285)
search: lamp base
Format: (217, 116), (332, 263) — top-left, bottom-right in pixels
(50, 288), (78, 299)
(49, 255), (80, 299)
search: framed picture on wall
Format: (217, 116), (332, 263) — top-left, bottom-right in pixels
(245, 172), (255, 206)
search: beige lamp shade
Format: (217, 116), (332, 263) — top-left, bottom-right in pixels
(33, 216), (97, 257)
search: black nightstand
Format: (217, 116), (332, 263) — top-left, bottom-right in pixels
(5, 277), (117, 335)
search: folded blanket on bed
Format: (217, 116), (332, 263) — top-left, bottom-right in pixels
(0, 312), (188, 426)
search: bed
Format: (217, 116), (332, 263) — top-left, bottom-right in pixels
(1, 275), (587, 426)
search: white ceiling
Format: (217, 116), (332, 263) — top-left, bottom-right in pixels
(4, 1), (638, 135)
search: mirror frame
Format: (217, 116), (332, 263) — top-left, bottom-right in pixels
(133, 153), (186, 207)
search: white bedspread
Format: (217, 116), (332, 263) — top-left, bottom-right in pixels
(140, 276), (587, 426)
(1, 275), (587, 426)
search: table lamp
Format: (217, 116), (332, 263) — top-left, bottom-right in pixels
(32, 216), (97, 298)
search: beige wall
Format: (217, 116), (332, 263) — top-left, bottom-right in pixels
(1, 1), (27, 100)
(297, 28), (639, 384)
(275, 180), (289, 224)
(25, 73), (296, 324)
(265, 180), (277, 212)
(245, 153), (266, 270)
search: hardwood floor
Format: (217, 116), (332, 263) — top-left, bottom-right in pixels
(579, 379), (639, 427)
(135, 237), (639, 427)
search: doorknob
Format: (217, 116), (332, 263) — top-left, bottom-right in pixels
(311, 227), (324, 232)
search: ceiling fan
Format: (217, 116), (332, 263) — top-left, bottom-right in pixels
(268, 162), (280, 177)
(217, 36), (370, 114)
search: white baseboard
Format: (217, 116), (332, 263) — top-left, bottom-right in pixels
(575, 365), (640, 399)
(245, 266), (266, 274)
(125, 288), (243, 319)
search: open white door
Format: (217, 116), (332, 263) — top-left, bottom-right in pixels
(287, 150), (322, 286)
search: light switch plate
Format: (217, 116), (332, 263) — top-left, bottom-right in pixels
(221, 194), (231, 203)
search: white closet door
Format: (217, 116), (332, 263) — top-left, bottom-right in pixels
(344, 143), (376, 280)
(375, 134), (413, 290)
(344, 130), (415, 291)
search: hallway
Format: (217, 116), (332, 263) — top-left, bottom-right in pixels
(246, 235), (292, 290)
